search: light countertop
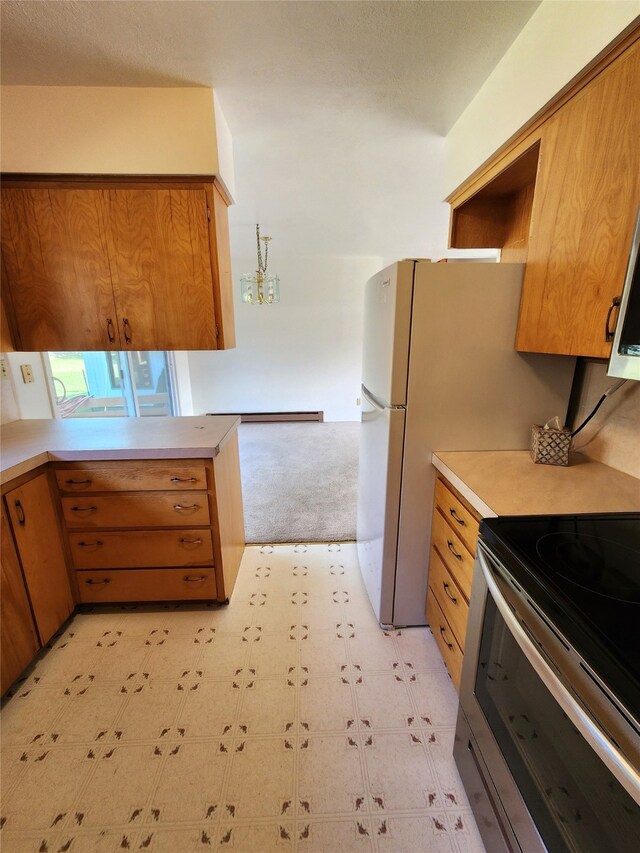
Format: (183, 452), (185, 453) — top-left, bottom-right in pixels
(432, 450), (640, 518)
(0, 415), (240, 485)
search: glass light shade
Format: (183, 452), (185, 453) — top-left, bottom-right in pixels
(240, 272), (280, 304)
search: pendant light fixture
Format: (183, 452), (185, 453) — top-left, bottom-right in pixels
(240, 224), (280, 304)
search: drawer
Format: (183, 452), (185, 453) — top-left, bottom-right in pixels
(69, 529), (213, 570)
(427, 589), (463, 692)
(431, 507), (474, 600)
(56, 465), (207, 493)
(428, 546), (469, 651)
(77, 568), (216, 603)
(61, 493), (211, 529)
(434, 478), (480, 555)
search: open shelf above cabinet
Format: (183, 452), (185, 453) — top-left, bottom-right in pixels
(449, 142), (540, 264)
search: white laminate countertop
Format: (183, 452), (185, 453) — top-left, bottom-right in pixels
(432, 450), (640, 518)
(0, 415), (241, 485)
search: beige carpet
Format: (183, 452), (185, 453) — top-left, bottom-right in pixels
(0, 544), (484, 853)
(238, 422), (360, 544)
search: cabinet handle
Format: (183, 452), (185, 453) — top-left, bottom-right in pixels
(605, 296), (621, 342)
(180, 537), (203, 545)
(184, 575), (207, 583)
(449, 508), (466, 526)
(85, 578), (111, 585)
(442, 582), (458, 604)
(170, 477), (197, 483)
(123, 318), (132, 345)
(77, 540), (103, 548)
(173, 504), (200, 511)
(70, 505), (98, 513)
(14, 499), (26, 526)
(106, 318), (116, 344)
(65, 478), (93, 487)
(439, 625), (454, 651)
(446, 539), (463, 560)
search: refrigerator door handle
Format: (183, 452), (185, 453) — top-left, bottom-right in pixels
(362, 384), (399, 412)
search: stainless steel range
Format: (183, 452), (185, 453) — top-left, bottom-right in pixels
(455, 513), (640, 852)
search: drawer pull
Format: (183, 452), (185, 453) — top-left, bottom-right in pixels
(449, 508), (466, 526)
(173, 504), (200, 511)
(77, 540), (103, 548)
(65, 478), (93, 486)
(85, 577), (111, 586)
(180, 537), (203, 545)
(123, 317), (132, 345)
(442, 582), (458, 604)
(446, 539), (463, 560)
(14, 499), (26, 526)
(71, 505), (98, 513)
(184, 575), (207, 583)
(439, 625), (454, 651)
(170, 477), (197, 483)
(605, 296), (621, 342)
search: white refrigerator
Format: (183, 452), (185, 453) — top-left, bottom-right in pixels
(356, 260), (576, 627)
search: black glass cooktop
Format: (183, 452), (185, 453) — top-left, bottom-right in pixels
(479, 513), (640, 720)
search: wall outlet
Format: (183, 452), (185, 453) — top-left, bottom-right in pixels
(20, 363), (35, 384)
(0, 358), (8, 379)
(356, 396), (361, 406)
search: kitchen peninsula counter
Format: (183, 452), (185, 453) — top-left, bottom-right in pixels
(432, 450), (640, 518)
(0, 415), (240, 485)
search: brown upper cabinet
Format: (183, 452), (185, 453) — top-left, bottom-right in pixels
(0, 177), (236, 352)
(448, 34), (640, 359)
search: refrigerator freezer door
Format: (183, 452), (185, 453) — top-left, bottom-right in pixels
(356, 385), (406, 625)
(361, 261), (415, 407)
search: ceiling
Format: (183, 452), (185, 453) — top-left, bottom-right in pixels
(1, 1), (540, 258)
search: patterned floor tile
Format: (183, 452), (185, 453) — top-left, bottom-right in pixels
(224, 738), (295, 820)
(177, 681), (242, 739)
(354, 672), (415, 730)
(375, 815), (458, 852)
(298, 632), (349, 676)
(298, 676), (357, 733)
(149, 740), (228, 825)
(236, 678), (296, 736)
(362, 731), (438, 811)
(73, 744), (161, 828)
(297, 734), (367, 816)
(1, 687), (66, 747)
(1, 746), (92, 832)
(296, 819), (374, 851)
(0, 543), (484, 852)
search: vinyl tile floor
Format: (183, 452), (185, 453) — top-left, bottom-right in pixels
(0, 544), (486, 853)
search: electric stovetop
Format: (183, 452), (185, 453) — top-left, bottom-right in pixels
(479, 513), (640, 721)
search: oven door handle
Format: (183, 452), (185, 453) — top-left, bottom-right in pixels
(478, 548), (640, 806)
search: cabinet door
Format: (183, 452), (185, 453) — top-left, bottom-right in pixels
(516, 42), (640, 357)
(6, 473), (74, 645)
(106, 187), (219, 350)
(0, 187), (121, 351)
(1, 506), (40, 694)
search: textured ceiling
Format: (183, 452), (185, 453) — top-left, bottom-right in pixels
(1, 1), (540, 257)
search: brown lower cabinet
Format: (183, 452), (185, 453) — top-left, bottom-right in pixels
(4, 471), (74, 646)
(0, 436), (245, 694)
(0, 506), (39, 694)
(426, 475), (482, 691)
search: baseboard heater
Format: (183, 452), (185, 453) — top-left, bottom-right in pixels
(207, 411), (324, 423)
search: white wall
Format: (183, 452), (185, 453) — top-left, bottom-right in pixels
(188, 254), (382, 422)
(4, 353), (54, 419)
(0, 86), (233, 185)
(444, 1), (640, 195)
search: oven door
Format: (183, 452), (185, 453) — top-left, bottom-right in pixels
(455, 541), (640, 853)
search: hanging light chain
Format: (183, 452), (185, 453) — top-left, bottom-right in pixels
(256, 224), (271, 275)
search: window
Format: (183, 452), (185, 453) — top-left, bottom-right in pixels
(46, 351), (178, 418)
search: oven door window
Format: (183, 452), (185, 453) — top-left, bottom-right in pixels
(476, 595), (640, 853)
